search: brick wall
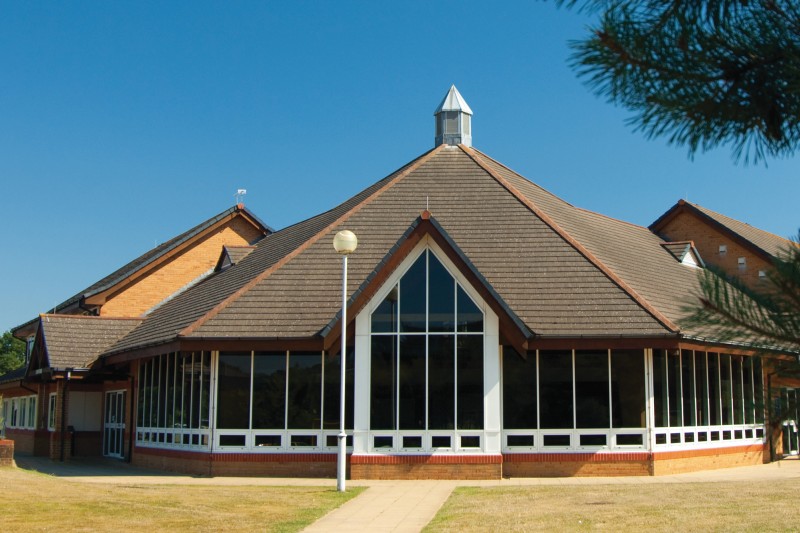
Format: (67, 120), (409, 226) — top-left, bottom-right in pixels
(351, 454), (502, 480)
(651, 444), (765, 475)
(101, 217), (263, 317)
(503, 453), (651, 477)
(0, 440), (14, 467)
(658, 212), (773, 290)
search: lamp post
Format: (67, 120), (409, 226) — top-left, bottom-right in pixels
(333, 230), (357, 492)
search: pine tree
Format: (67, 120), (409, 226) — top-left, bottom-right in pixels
(559, 1), (800, 163)
(681, 233), (800, 352)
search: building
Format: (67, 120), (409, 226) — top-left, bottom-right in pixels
(2, 86), (797, 478)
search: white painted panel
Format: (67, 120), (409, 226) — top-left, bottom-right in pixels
(68, 391), (102, 431)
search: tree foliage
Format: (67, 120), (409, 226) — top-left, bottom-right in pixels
(681, 234), (800, 353)
(0, 331), (25, 375)
(559, 1), (800, 163)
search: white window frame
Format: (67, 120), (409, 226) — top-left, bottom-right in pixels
(48, 393), (57, 431)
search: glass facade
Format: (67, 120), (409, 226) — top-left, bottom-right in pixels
(368, 249), (484, 451)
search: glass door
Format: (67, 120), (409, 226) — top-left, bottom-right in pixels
(104, 391), (126, 458)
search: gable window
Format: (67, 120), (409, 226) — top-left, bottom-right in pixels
(369, 248), (484, 451)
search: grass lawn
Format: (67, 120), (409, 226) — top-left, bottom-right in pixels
(0, 467), (362, 532)
(425, 479), (800, 532)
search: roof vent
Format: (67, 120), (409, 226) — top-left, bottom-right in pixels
(434, 85), (472, 147)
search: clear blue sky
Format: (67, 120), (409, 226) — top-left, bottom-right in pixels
(1, 2), (797, 333)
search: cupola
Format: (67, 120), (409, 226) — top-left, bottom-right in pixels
(434, 85), (472, 147)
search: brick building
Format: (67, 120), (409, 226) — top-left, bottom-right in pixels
(2, 86), (797, 478)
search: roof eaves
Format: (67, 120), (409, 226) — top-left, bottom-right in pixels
(463, 145), (680, 334)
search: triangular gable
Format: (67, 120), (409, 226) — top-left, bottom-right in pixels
(661, 241), (705, 268)
(651, 199), (793, 262)
(320, 211), (533, 355)
(215, 245), (257, 272)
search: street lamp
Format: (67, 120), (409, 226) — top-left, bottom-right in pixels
(333, 230), (357, 492)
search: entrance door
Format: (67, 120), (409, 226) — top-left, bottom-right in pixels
(104, 391), (126, 458)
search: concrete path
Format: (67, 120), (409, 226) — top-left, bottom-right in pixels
(303, 481), (457, 533)
(13, 455), (800, 532)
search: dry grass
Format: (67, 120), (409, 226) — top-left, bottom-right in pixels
(425, 480), (800, 532)
(0, 467), (362, 532)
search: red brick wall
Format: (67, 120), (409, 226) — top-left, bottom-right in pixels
(503, 452), (651, 477)
(0, 440), (14, 467)
(658, 212), (773, 290)
(651, 444), (766, 475)
(351, 454), (502, 480)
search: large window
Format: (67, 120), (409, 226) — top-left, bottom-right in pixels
(2, 396), (36, 430)
(652, 350), (764, 446)
(504, 349), (646, 450)
(215, 349), (354, 450)
(137, 352), (210, 448)
(369, 249), (484, 451)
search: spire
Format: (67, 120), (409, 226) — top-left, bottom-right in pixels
(434, 85), (472, 147)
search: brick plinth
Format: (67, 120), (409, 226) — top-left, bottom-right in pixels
(651, 444), (765, 475)
(0, 440), (14, 467)
(133, 447), (340, 477)
(503, 452), (651, 477)
(351, 454), (502, 480)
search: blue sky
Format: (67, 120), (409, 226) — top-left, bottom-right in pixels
(1, 2), (797, 333)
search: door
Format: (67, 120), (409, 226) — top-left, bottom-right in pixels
(104, 391), (126, 458)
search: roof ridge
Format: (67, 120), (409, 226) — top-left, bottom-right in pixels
(179, 144), (448, 338)
(462, 145), (679, 334)
(687, 200), (794, 244)
(39, 313), (144, 321)
(468, 147), (577, 209)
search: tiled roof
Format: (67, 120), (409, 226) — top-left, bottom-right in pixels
(106, 151), (434, 354)
(12, 205), (270, 335)
(39, 315), (143, 369)
(651, 200), (795, 260)
(0, 366), (27, 385)
(108, 145), (686, 356)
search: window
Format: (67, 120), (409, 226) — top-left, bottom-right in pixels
(503, 348), (646, 450)
(27, 396), (36, 429)
(370, 249), (484, 447)
(48, 393), (57, 431)
(3, 396), (37, 430)
(137, 352), (211, 447)
(738, 257), (747, 271)
(214, 349), (352, 449)
(719, 244), (727, 255)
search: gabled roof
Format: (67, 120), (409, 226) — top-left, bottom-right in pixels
(12, 204), (271, 338)
(106, 144), (699, 359)
(36, 315), (143, 370)
(650, 199), (794, 260)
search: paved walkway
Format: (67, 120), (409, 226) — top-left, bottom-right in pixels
(13, 455), (800, 532)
